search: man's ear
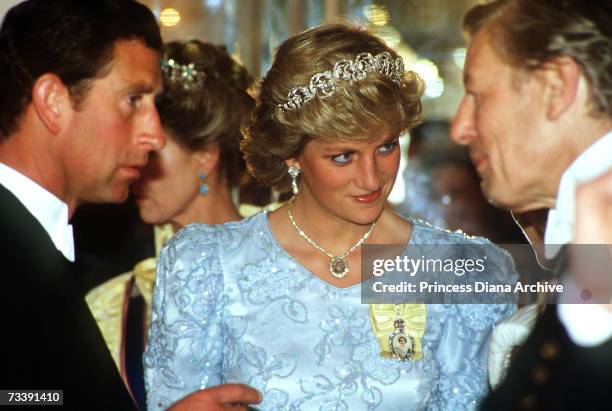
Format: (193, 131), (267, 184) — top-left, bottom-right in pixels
(31, 74), (71, 134)
(541, 56), (581, 120)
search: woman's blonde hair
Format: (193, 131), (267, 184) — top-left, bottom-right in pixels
(242, 23), (424, 192)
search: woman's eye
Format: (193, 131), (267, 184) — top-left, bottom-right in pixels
(331, 152), (353, 165)
(377, 140), (399, 154)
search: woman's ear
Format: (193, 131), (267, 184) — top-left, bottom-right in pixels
(540, 56), (581, 120)
(195, 143), (221, 175)
(284, 158), (300, 170)
(31, 73), (71, 134)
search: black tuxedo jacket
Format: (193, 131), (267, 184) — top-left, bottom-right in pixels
(0, 184), (137, 410)
(481, 304), (612, 410)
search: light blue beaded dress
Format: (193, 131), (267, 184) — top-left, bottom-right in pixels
(144, 212), (517, 411)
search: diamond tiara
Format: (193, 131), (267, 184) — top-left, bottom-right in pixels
(161, 58), (206, 90)
(278, 51), (404, 112)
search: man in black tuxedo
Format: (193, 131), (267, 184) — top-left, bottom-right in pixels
(0, 1), (260, 410)
(450, 0), (612, 409)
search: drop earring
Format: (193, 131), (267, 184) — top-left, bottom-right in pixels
(199, 172), (209, 195)
(288, 166), (300, 196)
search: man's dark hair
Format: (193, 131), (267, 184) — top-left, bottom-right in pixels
(0, 0), (162, 141)
(463, 0), (612, 119)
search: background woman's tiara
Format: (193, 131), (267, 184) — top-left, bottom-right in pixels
(278, 51), (404, 112)
(161, 58), (206, 90)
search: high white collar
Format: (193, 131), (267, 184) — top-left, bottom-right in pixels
(544, 130), (612, 257)
(0, 162), (74, 262)
(542, 130), (612, 348)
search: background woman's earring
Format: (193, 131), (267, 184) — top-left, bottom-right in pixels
(288, 166), (300, 196)
(199, 172), (209, 195)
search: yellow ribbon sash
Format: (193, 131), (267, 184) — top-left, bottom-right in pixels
(85, 223), (173, 372)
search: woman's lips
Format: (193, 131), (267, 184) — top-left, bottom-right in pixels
(351, 189), (382, 203)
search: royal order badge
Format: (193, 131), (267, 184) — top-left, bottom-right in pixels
(389, 317), (416, 361)
(369, 304), (425, 361)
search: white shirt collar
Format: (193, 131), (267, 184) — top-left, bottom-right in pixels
(542, 130), (612, 348)
(0, 162), (74, 262)
(544, 130), (612, 258)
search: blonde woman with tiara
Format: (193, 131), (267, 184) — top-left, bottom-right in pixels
(145, 24), (517, 411)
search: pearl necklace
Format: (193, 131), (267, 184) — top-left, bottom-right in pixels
(287, 196), (376, 279)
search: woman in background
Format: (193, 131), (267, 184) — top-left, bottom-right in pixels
(86, 40), (258, 409)
(145, 25), (517, 411)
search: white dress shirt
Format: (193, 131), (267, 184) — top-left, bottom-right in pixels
(0, 162), (74, 262)
(544, 131), (612, 347)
